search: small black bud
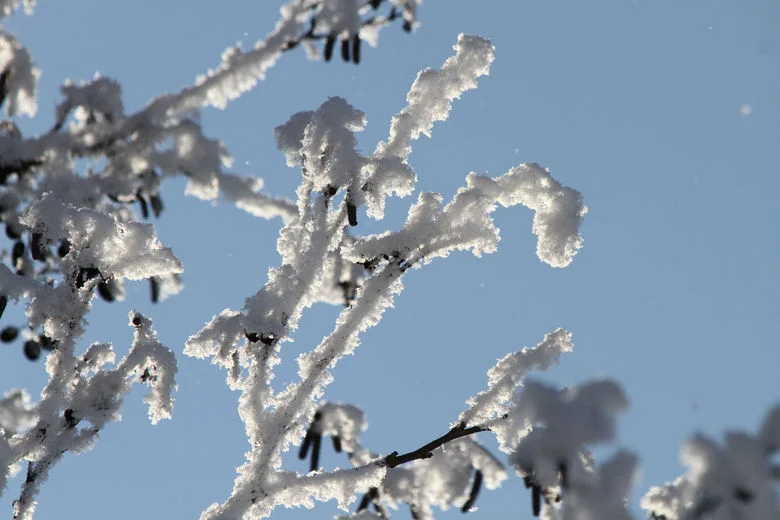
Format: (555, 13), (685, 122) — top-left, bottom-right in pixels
(64, 408), (79, 428)
(75, 266), (101, 288)
(39, 335), (57, 349)
(347, 202), (358, 226)
(5, 221), (22, 240)
(137, 192), (149, 219)
(0, 325), (18, 342)
(532, 485), (542, 516)
(324, 35), (336, 62)
(97, 280), (116, 302)
(149, 194), (164, 218)
(403, 20), (412, 32)
(341, 38), (350, 62)
(734, 487), (754, 503)
(352, 34), (361, 64)
(23, 339), (40, 360)
(57, 240), (71, 258)
(131, 314), (142, 327)
(12, 241), (24, 266)
(150, 276), (160, 303)
(30, 232), (46, 261)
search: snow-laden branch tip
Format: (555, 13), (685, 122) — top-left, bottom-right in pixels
(641, 403), (780, 520)
(347, 163), (586, 270)
(460, 328), (574, 430)
(365, 34), (496, 219)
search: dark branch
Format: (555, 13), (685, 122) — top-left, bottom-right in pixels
(382, 421), (492, 469)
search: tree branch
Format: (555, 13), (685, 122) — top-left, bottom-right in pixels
(382, 418), (505, 469)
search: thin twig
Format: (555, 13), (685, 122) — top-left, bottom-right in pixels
(382, 417), (506, 468)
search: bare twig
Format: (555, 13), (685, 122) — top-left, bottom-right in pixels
(382, 418), (505, 469)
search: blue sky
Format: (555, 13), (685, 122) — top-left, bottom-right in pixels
(1, 1), (778, 519)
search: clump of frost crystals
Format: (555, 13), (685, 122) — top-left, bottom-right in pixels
(641, 404), (780, 520)
(4, 313), (177, 520)
(20, 193), (182, 282)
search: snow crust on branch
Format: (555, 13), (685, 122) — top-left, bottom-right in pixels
(0, 30), (39, 117)
(2, 314), (176, 520)
(365, 34), (495, 220)
(641, 404), (780, 520)
(188, 32), (584, 520)
(460, 328), (574, 431)
(20, 193), (182, 281)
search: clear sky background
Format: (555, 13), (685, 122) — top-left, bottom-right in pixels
(1, 1), (778, 519)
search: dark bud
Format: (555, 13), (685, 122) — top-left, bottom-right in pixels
(369, 0), (382, 8)
(361, 258), (379, 273)
(324, 34), (336, 62)
(259, 332), (276, 346)
(11, 241), (24, 266)
(324, 184), (337, 197)
(64, 408), (79, 429)
(461, 469), (483, 513)
(0, 69), (9, 109)
(30, 232), (46, 261)
(403, 20), (413, 32)
(734, 487), (754, 503)
(76, 266), (101, 288)
(137, 192), (149, 219)
(0, 325), (18, 343)
(531, 485), (542, 516)
(150, 276), (160, 303)
(57, 240), (71, 258)
(23, 339), (40, 360)
(352, 34), (361, 64)
(341, 38), (350, 62)
(131, 314), (142, 327)
(40, 335), (58, 349)
(558, 461), (568, 490)
(5, 221), (22, 240)
(140, 367), (156, 383)
(149, 194), (164, 218)
(97, 279), (117, 302)
(331, 435), (342, 453)
(245, 330), (261, 343)
(347, 201), (358, 227)
(309, 431), (321, 472)
(338, 281), (357, 306)
(0, 294), (6, 320)
(299, 430), (312, 459)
